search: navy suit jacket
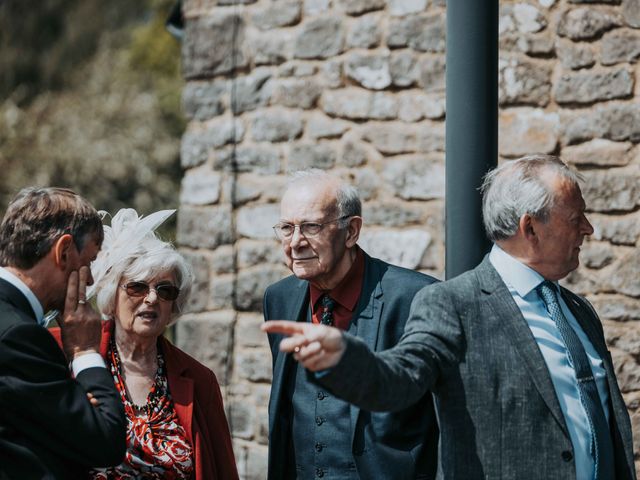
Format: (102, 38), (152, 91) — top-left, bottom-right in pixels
(0, 278), (126, 479)
(264, 251), (439, 479)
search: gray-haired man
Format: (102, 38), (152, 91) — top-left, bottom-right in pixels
(265, 156), (635, 480)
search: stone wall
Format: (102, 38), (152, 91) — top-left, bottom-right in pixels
(176, 0), (640, 477)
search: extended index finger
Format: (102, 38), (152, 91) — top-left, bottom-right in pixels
(77, 266), (89, 302)
(261, 320), (307, 337)
(65, 270), (79, 310)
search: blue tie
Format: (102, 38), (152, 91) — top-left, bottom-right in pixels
(537, 281), (614, 480)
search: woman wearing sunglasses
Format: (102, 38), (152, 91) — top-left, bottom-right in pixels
(51, 208), (238, 480)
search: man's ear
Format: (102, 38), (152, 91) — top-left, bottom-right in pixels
(345, 216), (363, 248)
(51, 234), (74, 270)
(519, 214), (537, 244)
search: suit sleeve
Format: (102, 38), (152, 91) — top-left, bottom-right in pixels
(0, 322), (126, 467)
(318, 282), (465, 412)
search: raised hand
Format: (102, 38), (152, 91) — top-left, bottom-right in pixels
(261, 320), (346, 371)
(59, 266), (102, 360)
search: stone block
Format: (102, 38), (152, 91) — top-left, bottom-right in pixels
(383, 153), (445, 199)
(211, 245), (235, 274)
(288, 143), (337, 170)
(175, 311), (236, 385)
(180, 119), (245, 168)
(397, 92), (445, 121)
(561, 267), (599, 296)
(210, 274), (235, 310)
(307, 112), (351, 139)
(321, 58), (344, 88)
(235, 174), (287, 205)
(554, 68), (633, 105)
(244, 444), (269, 480)
(556, 39), (595, 70)
(182, 80), (226, 121)
(500, 32), (555, 56)
(177, 205), (233, 249)
(388, 0), (428, 17)
(237, 238), (283, 269)
(623, 0), (640, 28)
(562, 138), (633, 167)
(363, 201), (424, 227)
(499, 3), (547, 34)
(278, 61), (317, 77)
(390, 50), (419, 87)
(236, 265), (289, 311)
(271, 78), (322, 109)
(256, 407), (269, 445)
(591, 295), (640, 322)
(337, 0), (385, 15)
(582, 168), (640, 212)
(347, 167), (381, 200)
(338, 134), (383, 166)
(180, 250), (210, 313)
(250, 109), (303, 142)
(231, 69), (272, 115)
(229, 399), (255, 439)
(345, 52), (392, 90)
(499, 108), (559, 157)
(294, 17), (345, 59)
(252, 1), (301, 30)
(498, 56), (552, 106)
(601, 30), (640, 65)
(557, 7), (622, 41)
(213, 145), (281, 175)
(253, 31), (291, 66)
(387, 13), (446, 52)
(183, 14), (248, 79)
(347, 13), (382, 49)
(237, 204), (281, 239)
(608, 250), (640, 297)
(581, 241), (615, 269)
(417, 122), (446, 152)
(322, 88), (398, 120)
(304, 0), (330, 14)
(180, 168), (221, 205)
(418, 55), (446, 92)
(362, 122), (418, 154)
(236, 348), (273, 382)
(610, 347), (640, 392)
(590, 212), (640, 245)
(358, 229), (431, 269)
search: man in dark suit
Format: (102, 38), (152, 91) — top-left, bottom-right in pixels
(0, 187), (126, 479)
(264, 169), (439, 479)
(264, 155), (636, 480)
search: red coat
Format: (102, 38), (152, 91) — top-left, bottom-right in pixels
(50, 321), (239, 480)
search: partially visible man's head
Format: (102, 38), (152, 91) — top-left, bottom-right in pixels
(0, 187), (104, 269)
(276, 169), (362, 290)
(481, 154), (593, 280)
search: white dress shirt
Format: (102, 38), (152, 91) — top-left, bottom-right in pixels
(0, 266), (105, 375)
(489, 245), (610, 480)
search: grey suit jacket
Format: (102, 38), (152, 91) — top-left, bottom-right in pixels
(319, 256), (636, 480)
(264, 251), (439, 479)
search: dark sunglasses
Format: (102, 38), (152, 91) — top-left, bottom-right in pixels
(121, 281), (180, 302)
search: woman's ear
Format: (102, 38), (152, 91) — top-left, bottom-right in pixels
(51, 234), (74, 270)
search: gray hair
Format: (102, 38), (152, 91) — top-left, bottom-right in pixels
(287, 169), (361, 227)
(480, 154), (582, 242)
(95, 234), (193, 326)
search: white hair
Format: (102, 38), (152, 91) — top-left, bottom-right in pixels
(480, 154), (582, 242)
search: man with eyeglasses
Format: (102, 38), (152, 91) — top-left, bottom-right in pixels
(264, 169), (439, 480)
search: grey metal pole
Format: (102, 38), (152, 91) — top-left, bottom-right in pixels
(445, 0), (498, 279)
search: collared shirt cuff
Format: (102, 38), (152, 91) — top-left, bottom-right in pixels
(71, 352), (106, 377)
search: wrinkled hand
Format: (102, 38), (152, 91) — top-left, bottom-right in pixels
(261, 321), (346, 371)
(59, 267), (102, 361)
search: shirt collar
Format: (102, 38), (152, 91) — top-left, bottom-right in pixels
(310, 246), (365, 312)
(488, 244), (556, 298)
(0, 267), (45, 324)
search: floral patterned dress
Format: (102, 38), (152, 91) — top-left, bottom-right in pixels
(90, 339), (194, 480)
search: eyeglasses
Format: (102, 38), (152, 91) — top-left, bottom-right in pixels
(121, 281), (180, 302)
(272, 216), (350, 241)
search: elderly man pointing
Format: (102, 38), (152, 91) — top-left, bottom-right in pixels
(264, 155), (635, 480)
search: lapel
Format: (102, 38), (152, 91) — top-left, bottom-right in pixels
(0, 277), (38, 322)
(477, 258), (570, 438)
(349, 254), (384, 449)
(161, 337), (195, 443)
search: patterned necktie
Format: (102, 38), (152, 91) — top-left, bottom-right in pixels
(320, 294), (336, 326)
(536, 280), (614, 480)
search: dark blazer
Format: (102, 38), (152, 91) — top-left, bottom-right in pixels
(50, 321), (239, 480)
(264, 251), (439, 480)
(319, 256), (636, 480)
(0, 278), (126, 480)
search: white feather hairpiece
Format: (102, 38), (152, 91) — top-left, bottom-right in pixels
(87, 208), (176, 300)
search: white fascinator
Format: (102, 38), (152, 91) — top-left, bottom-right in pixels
(87, 208), (175, 300)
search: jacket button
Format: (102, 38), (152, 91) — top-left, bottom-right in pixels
(315, 416), (324, 426)
(317, 391), (326, 400)
(316, 468), (324, 477)
(561, 450), (573, 462)
(315, 442), (324, 452)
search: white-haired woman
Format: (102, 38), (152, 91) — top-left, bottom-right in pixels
(52, 209), (238, 480)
